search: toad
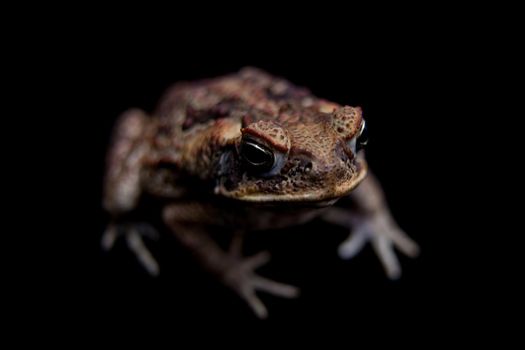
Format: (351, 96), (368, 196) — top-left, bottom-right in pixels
(102, 67), (419, 318)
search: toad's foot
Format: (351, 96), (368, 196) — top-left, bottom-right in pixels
(102, 222), (160, 276)
(222, 235), (299, 319)
(324, 208), (419, 279)
(164, 203), (299, 319)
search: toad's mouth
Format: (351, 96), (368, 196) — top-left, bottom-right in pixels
(215, 157), (368, 206)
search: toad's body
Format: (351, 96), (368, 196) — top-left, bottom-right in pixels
(103, 68), (419, 318)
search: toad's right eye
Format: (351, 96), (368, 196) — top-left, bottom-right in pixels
(240, 139), (275, 173)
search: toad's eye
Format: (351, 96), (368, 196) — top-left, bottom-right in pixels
(357, 120), (368, 151)
(240, 139), (275, 172)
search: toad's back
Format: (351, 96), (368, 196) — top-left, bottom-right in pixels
(153, 67), (340, 133)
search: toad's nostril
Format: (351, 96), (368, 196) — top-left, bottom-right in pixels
(304, 162), (312, 172)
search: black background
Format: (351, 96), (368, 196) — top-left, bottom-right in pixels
(31, 9), (511, 339)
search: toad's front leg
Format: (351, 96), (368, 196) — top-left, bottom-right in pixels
(163, 203), (299, 319)
(323, 173), (420, 279)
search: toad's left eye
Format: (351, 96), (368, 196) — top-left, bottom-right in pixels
(346, 120), (368, 154)
(356, 120), (368, 151)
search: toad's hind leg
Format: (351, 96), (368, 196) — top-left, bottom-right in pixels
(102, 222), (160, 276)
(163, 203), (299, 319)
(102, 109), (160, 276)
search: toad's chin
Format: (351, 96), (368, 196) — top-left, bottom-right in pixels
(216, 158), (368, 206)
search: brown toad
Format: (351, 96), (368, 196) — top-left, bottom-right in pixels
(102, 67), (419, 318)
